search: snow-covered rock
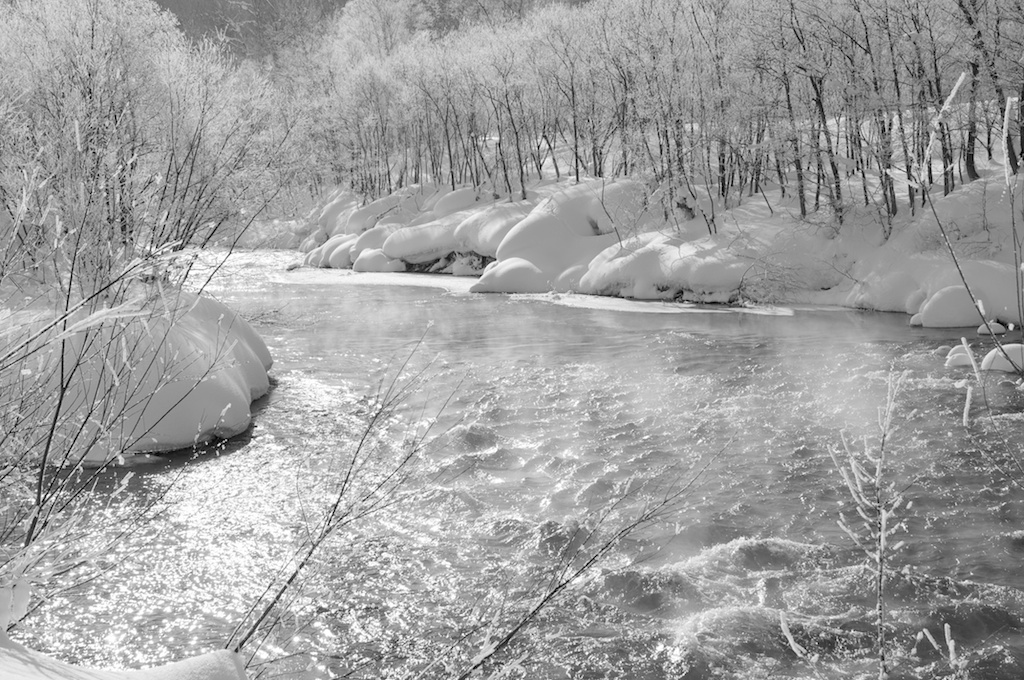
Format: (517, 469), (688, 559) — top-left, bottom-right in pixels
(579, 233), (752, 301)
(382, 208), (477, 265)
(981, 344), (1024, 373)
(472, 179), (653, 294)
(944, 345), (976, 368)
(353, 248), (406, 272)
(978, 321), (1007, 335)
(453, 201), (533, 258)
(350, 224), (401, 264)
(56, 291), (272, 463)
(429, 186), (478, 217)
(911, 285), (980, 327)
(325, 234), (360, 269)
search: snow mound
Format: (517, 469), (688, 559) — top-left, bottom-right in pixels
(453, 201), (533, 258)
(911, 285), (980, 327)
(851, 254), (1021, 327)
(350, 224), (401, 264)
(304, 233), (358, 268)
(978, 321), (1007, 335)
(353, 248), (406, 272)
(472, 179), (653, 294)
(945, 345), (976, 368)
(981, 344), (1024, 373)
(382, 208), (477, 264)
(579, 233), (753, 302)
(429, 186), (479, 217)
(1, 632), (245, 680)
(52, 292), (272, 463)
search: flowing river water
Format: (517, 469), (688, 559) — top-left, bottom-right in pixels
(16, 250), (1024, 679)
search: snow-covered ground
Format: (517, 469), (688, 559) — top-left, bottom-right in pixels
(289, 167), (1024, 335)
(0, 632), (245, 680)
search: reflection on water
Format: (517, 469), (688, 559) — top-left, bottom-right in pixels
(17, 251), (1024, 679)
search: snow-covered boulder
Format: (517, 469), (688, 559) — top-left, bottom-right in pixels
(325, 234), (360, 269)
(298, 227), (328, 254)
(429, 186), (478, 218)
(944, 345), (976, 368)
(51, 291), (272, 463)
(978, 321), (1007, 335)
(981, 344), (1024, 373)
(382, 209), (477, 264)
(309, 233), (358, 269)
(472, 179), (653, 294)
(453, 202), (533, 258)
(317, 192), (359, 236)
(910, 285), (980, 327)
(352, 248), (406, 272)
(579, 233), (752, 302)
(350, 225), (402, 264)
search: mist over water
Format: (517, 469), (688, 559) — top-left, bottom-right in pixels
(20, 252), (1024, 678)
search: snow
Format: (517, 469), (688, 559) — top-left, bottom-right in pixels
(579, 232), (754, 302)
(283, 167), (1024, 332)
(382, 208), (477, 264)
(429, 186), (479, 216)
(353, 248), (406, 272)
(57, 291), (272, 463)
(472, 179), (653, 293)
(911, 285), (980, 327)
(350, 224), (401, 263)
(978, 321), (1008, 335)
(1, 632), (245, 680)
(944, 345), (975, 368)
(980, 344), (1024, 373)
(453, 201), (533, 257)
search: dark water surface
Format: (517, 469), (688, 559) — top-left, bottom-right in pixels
(19, 251), (1024, 679)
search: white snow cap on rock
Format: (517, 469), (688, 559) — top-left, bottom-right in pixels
(579, 232), (754, 302)
(453, 201), (533, 258)
(382, 207), (480, 264)
(54, 291), (272, 464)
(1, 632), (246, 680)
(472, 179), (654, 294)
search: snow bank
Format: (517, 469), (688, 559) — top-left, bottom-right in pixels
(57, 291), (272, 463)
(286, 171), (1024, 331)
(981, 344), (1024, 373)
(1, 632), (245, 680)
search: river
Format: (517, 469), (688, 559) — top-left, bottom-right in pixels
(16, 250), (1024, 679)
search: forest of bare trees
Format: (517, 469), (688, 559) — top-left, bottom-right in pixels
(300, 0), (1024, 239)
(3, 0), (1024, 251)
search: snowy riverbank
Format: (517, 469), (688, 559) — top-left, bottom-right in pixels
(281, 171), (1024, 332)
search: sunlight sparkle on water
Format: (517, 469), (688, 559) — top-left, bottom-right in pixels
(22, 252), (1024, 679)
